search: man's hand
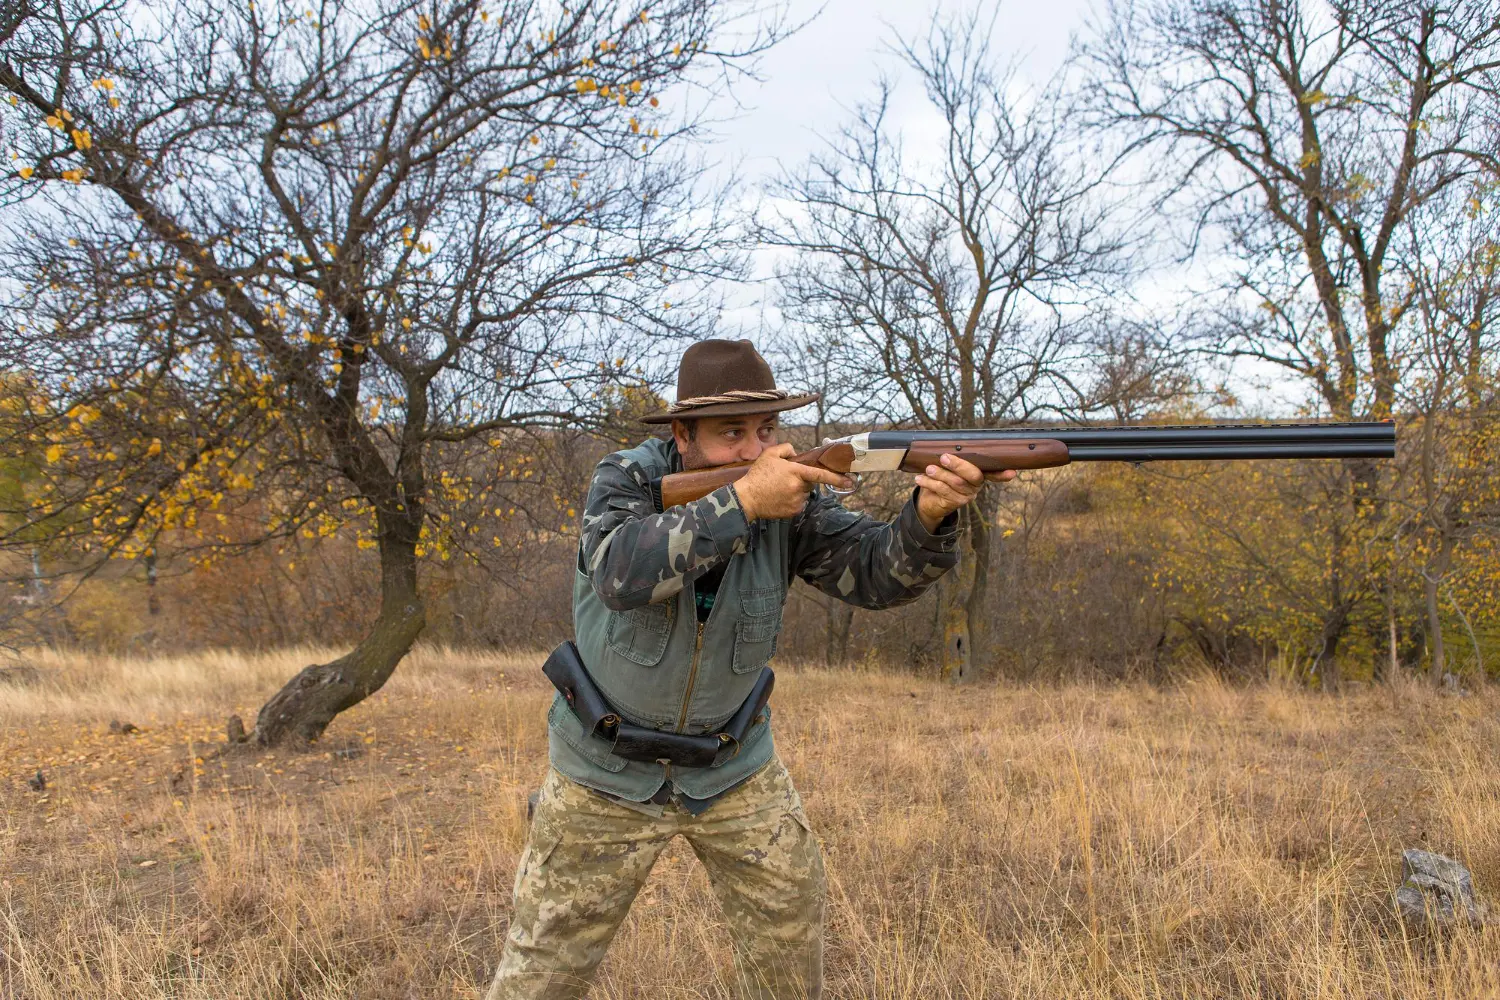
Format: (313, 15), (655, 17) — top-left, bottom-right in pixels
(734, 443), (855, 522)
(915, 454), (1016, 533)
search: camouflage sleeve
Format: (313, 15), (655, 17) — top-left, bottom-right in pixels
(788, 487), (959, 610)
(579, 453), (751, 611)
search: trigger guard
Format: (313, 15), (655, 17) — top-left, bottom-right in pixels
(828, 473), (861, 496)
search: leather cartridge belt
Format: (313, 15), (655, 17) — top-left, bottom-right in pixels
(543, 640), (774, 769)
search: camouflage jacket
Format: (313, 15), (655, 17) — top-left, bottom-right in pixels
(555, 435), (959, 801)
(580, 439), (960, 612)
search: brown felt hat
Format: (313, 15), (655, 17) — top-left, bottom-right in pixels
(640, 339), (820, 424)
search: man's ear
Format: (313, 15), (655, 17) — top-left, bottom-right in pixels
(670, 418), (690, 451)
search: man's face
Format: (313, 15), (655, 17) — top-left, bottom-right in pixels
(673, 413), (780, 470)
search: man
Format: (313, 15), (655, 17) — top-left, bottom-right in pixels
(487, 339), (1009, 1000)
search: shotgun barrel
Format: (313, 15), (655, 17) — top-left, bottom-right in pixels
(863, 421), (1397, 463)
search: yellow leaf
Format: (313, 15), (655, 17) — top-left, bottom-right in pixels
(17, 166), (33, 179)
(46, 444), (64, 463)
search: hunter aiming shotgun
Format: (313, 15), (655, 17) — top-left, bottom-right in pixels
(654, 420), (1398, 509)
(488, 338), (1400, 1000)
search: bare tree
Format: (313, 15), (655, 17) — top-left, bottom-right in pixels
(1082, 0), (1500, 682)
(0, 0), (781, 741)
(763, 9), (1130, 682)
(1085, 0), (1500, 423)
(1395, 189), (1500, 681)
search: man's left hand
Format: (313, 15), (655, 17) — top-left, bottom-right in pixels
(914, 454), (1016, 533)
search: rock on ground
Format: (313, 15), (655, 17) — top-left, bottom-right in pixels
(1395, 849), (1486, 928)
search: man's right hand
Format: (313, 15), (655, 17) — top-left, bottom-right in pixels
(733, 443), (855, 522)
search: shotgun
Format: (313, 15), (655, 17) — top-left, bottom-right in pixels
(654, 421), (1398, 510)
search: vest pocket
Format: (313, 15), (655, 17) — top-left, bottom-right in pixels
(605, 601), (673, 666)
(732, 586), (783, 674)
(548, 698), (628, 772)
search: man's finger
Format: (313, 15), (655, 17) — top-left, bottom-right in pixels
(984, 470), (1018, 483)
(763, 442), (796, 460)
(790, 463), (855, 489)
(923, 463), (978, 494)
(915, 474), (970, 508)
(937, 453), (986, 486)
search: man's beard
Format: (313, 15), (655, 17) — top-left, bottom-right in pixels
(680, 438), (709, 471)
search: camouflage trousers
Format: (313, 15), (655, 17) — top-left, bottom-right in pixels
(485, 756), (825, 1000)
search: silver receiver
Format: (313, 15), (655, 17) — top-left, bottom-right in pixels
(844, 432), (907, 473)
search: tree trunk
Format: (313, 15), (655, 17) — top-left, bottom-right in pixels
(1312, 605), (1349, 692)
(940, 505), (987, 684)
(144, 549), (160, 617)
(939, 558), (974, 684)
(1425, 574), (1446, 683)
(825, 601), (854, 668)
(1381, 550), (1399, 683)
(965, 491), (999, 675)
(1424, 532), (1454, 686)
(1385, 595), (1398, 682)
(252, 514), (426, 744)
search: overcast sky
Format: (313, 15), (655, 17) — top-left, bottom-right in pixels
(686, 0), (1120, 353)
(713, 0), (1092, 180)
(688, 0), (1301, 415)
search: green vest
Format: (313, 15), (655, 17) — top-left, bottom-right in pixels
(552, 438), (785, 799)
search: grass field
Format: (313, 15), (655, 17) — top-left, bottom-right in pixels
(2, 647), (1498, 998)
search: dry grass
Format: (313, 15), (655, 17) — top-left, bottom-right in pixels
(2, 648), (1499, 999)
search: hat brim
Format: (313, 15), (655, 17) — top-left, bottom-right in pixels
(640, 392), (821, 425)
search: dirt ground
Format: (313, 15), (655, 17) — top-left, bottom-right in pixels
(3, 647), (1498, 998)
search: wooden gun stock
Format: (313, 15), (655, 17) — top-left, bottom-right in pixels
(898, 439), (1070, 474)
(657, 442), (857, 510)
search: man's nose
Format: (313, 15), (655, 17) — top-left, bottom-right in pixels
(737, 439), (765, 463)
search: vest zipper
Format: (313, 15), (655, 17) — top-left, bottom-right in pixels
(675, 621), (705, 733)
